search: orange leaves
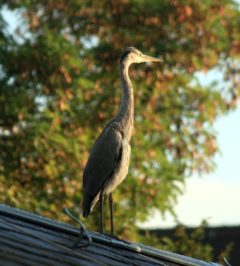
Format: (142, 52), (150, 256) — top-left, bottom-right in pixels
(18, 111), (24, 120)
(206, 137), (217, 155)
(65, 89), (74, 100)
(177, 5), (193, 23)
(30, 15), (40, 28)
(27, 160), (35, 169)
(155, 80), (162, 90)
(23, 11), (40, 29)
(231, 41), (240, 56)
(148, 150), (157, 158)
(185, 6), (193, 17)
(59, 99), (68, 111)
(83, 90), (92, 101)
(98, 112), (106, 121)
(144, 17), (161, 26)
(57, 88), (73, 111)
(60, 66), (72, 84)
(194, 120), (202, 130)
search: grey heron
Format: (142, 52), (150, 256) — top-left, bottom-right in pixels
(82, 47), (162, 235)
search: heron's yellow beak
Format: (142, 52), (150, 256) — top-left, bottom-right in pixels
(142, 54), (162, 63)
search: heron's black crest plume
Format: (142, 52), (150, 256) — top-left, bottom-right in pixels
(120, 51), (130, 63)
(120, 47), (140, 63)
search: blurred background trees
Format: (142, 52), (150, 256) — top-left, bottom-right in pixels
(0, 0), (239, 262)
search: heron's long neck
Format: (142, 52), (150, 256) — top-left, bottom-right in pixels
(118, 61), (134, 139)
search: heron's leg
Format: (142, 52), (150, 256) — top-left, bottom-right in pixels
(109, 193), (114, 235)
(100, 190), (104, 234)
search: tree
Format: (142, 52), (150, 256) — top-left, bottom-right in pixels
(0, 0), (239, 237)
(141, 222), (234, 264)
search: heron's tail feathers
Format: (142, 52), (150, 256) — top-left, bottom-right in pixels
(82, 194), (91, 218)
(82, 192), (97, 218)
(82, 207), (90, 218)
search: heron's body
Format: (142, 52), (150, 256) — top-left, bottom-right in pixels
(82, 47), (161, 233)
(83, 120), (132, 216)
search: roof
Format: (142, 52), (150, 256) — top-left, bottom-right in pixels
(0, 204), (221, 266)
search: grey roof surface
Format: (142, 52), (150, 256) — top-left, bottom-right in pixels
(0, 204), (221, 266)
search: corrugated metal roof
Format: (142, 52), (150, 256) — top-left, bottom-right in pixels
(0, 204), (221, 266)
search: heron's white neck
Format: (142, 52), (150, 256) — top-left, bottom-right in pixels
(118, 61), (134, 139)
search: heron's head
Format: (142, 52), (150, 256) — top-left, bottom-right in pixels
(120, 47), (162, 65)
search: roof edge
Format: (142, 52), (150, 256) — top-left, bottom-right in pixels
(0, 204), (221, 266)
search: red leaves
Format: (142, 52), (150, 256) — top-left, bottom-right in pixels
(177, 5), (193, 23)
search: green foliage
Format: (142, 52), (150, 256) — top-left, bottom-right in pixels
(141, 223), (233, 264)
(0, 0), (240, 247)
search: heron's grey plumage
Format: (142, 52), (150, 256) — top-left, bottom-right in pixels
(82, 122), (124, 217)
(82, 47), (161, 232)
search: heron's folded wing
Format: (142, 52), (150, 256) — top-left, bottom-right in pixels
(83, 126), (123, 198)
